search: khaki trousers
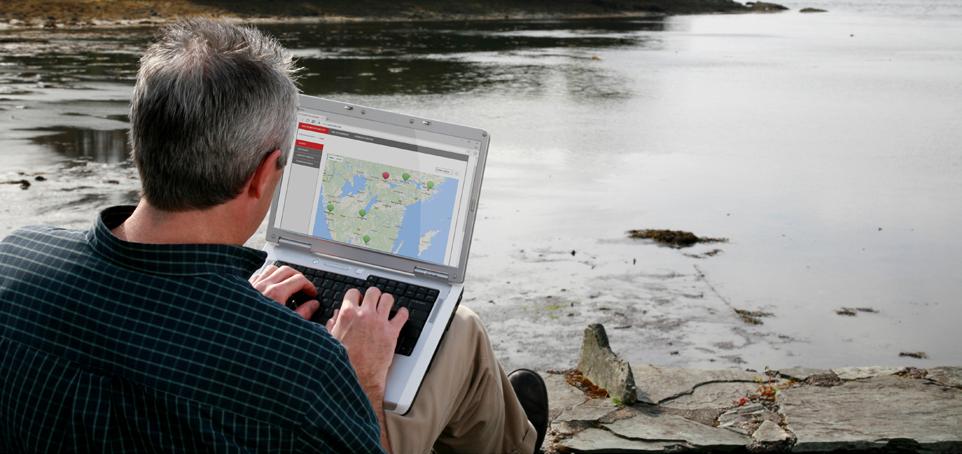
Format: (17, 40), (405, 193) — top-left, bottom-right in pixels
(385, 306), (536, 454)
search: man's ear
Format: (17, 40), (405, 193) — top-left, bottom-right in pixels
(247, 149), (282, 200)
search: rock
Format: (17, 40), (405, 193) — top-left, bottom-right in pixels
(577, 324), (637, 405)
(753, 420), (793, 443)
(746, 2), (789, 12)
(777, 367), (841, 386)
(750, 420), (794, 452)
(800, 7), (828, 13)
(777, 367), (829, 381)
(556, 427), (676, 452)
(718, 403), (778, 435)
(545, 373), (588, 421)
(780, 375), (962, 451)
(4, 179), (31, 190)
(660, 381), (760, 411)
(632, 364), (766, 404)
(928, 367), (962, 389)
(555, 398), (619, 423)
(551, 397), (621, 439)
(897, 367), (928, 379)
(603, 409), (750, 447)
(832, 366), (903, 380)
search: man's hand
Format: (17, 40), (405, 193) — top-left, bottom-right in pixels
(249, 264), (320, 320)
(326, 287), (408, 453)
(326, 287), (409, 394)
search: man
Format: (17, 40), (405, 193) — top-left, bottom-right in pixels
(0, 19), (548, 453)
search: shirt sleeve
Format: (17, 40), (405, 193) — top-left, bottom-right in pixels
(295, 332), (386, 454)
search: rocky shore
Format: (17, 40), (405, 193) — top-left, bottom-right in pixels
(546, 325), (962, 453)
(0, 0), (790, 29)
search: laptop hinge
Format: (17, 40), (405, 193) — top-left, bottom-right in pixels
(414, 267), (449, 281)
(278, 237), (312, 249)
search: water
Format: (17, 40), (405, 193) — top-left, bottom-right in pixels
(1, 2), (961, 371)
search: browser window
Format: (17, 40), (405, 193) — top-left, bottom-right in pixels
(273, 110), (480, 267)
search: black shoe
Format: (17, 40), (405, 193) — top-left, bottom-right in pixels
(508, 369), (549, 454)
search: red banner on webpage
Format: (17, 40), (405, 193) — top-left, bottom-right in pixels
(295, 139), (324, 150)
(298, 122), (329, 134)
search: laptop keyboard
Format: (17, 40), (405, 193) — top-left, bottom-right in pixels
(271, 261), (440, 356)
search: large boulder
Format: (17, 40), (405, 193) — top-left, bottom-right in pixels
(577, 324), (638, 405)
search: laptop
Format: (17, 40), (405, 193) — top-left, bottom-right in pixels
(257, 95), (489, 415)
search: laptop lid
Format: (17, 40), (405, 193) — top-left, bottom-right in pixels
(265, 95), (489, 284)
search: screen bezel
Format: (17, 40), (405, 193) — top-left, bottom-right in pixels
(265, 95), (489, 283)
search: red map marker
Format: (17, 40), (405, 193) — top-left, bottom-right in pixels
(382, 172), (390, 180)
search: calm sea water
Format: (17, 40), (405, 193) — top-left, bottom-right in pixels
(1, 1), (960, 370)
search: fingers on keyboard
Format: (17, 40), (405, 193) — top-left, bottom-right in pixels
(273, 261), (441, 356)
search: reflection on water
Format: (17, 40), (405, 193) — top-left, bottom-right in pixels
(0, 30), (146, 89)
(29, 127), (130, 163)
(0, 19), (662, 163)
(265, 19), (663, 96)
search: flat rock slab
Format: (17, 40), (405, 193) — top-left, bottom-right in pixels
(659, 381), (760, 411)
(547, 365), (962, 453)
(928, 367), (962, 389)
(781, 375), (962, 451)
(718, 402), (778, 435)
(831, 366), (902, 380)
(777, 367), (832, 381)
(546, 373), (588, 421)
(556, 398), (619, 423)
(557, 428), (677, 453)
(632, 364), (766, 404)
(603, 409), (750, 447)
(778, 367), (842, 387)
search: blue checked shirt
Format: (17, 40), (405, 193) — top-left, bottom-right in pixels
(0, 206), (384, 453)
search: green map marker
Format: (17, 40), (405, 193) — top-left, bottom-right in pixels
(402, 173), (411, 181)
(362, 235), (371, 244)
(426, 181), (435, 190)
(326, 202), (334, 213)
(358, 209), (367, 217)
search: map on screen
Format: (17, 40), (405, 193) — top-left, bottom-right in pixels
(311, 154), (458, 265)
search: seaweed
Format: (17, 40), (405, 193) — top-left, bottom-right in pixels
(627, 229), (728, 248)
(734, 308), (773, 325)
(564, 369), (609, 399)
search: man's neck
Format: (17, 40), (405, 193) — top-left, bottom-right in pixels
(112, 201), (250, 246)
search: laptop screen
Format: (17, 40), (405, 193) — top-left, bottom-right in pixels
(272, 109), (482, 267)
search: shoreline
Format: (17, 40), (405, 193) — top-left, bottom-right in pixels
(0, 0), (787, 30)
(0, 13), (662, 31)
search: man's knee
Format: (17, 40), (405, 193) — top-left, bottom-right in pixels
(450, 305), (489, 343)
(453, 305), (480, 326)
(442, 306), (494, 362)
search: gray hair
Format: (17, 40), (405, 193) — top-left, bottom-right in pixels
(129, 18), (298, 211)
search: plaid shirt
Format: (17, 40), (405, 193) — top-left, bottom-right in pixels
(0, 206), (383, 453)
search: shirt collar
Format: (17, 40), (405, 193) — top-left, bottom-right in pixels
(85, 205), (268, 277)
